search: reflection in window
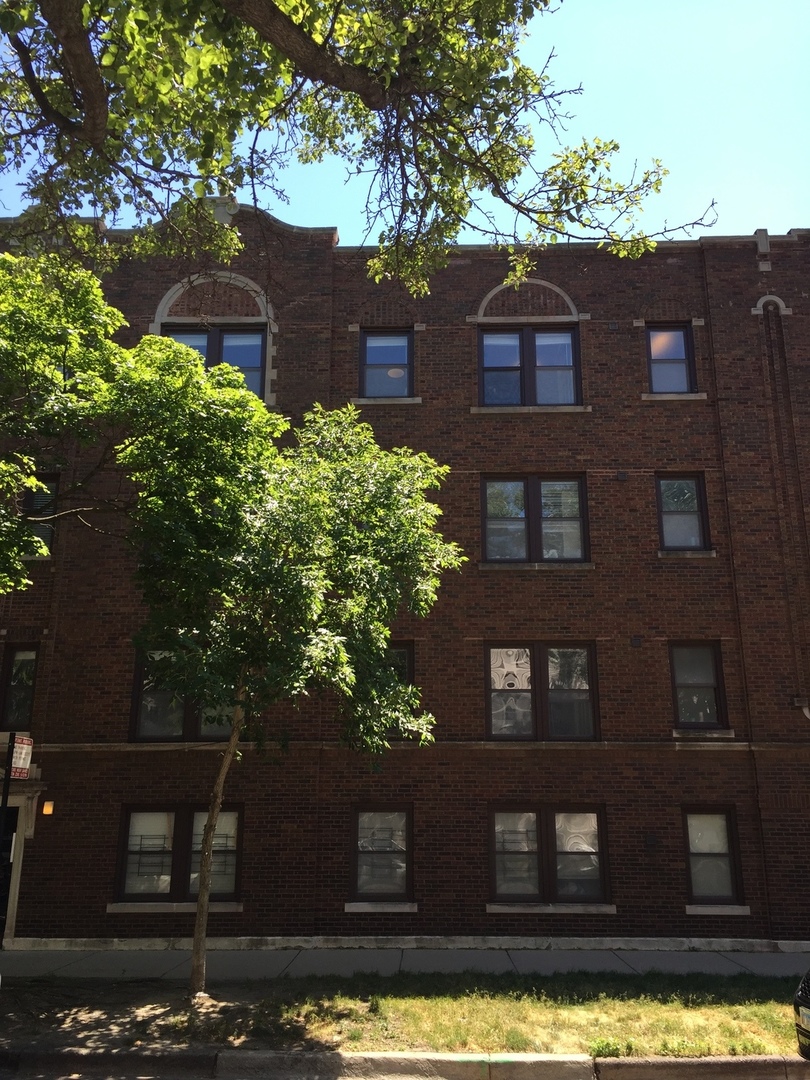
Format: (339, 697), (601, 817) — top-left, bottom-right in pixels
(356, 809), (410, 898)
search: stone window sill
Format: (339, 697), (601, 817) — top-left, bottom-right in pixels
(487, 903), (617, 914)
(479, 562), (595, 571)
(350, 397), (422, 405)
(673, 728), (735, 739)
(685, 905), (750, 915)
(107, 902), (243, 914)
(344, 902), (418, 912)
(469, 405), (592, 415)
(641, 393), (708, 402)
(658, 549), (717, 559)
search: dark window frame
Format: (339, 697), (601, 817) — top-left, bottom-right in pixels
(489, 803), (609, 903)
(482, 475), (589, 563)
(350, 803), (413, 902)
(485, 642), (599, 741)
(116, 804), (243, 902)
(0, 644), (38, 732)
(646, 325), (697, 394)
(669, 641), (727, 730)
(130, 653), (231, 742)
(478, 326), (581, 407)
(682, 806), (742, 904)
(656, 474), (711, 551)
(359, 329), (414, 398)
(164, 325), (267, 397)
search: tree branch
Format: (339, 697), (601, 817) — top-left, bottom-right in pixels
(38, 0), (109, 147)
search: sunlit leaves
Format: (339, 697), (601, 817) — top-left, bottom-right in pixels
(0, 0), (693, 292)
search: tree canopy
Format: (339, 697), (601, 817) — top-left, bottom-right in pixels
(0, 251), (463, 989)
(0, 0), (706, 292)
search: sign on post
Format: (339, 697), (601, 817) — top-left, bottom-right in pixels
(10, 736), (33, 780)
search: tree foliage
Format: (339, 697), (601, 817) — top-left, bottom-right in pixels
(0, 0), (707, 292)
(0, 254), (463, 988)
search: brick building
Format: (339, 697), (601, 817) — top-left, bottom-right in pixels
(2, 211), (809, 952)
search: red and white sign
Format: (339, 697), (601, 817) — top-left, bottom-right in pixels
(11, 736), (33, 780)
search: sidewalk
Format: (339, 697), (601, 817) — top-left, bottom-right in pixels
(2, 945), (809, 980)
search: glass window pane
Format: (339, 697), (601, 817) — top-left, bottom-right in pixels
(3, 649), (36, 729)
(673, 647), (716, 685)
(651, 362), (689, 393)
(536, 368), (575, 404)
(126, 811), (174, 894)
(491, 691), (533, 735)
(221, 332), (262, 367)
(167, 331), (209, 358)
(364, 365), (409, 397)
(556, 852), (602, 898)
(677, 688), (718, 726)
(357, 811), (407, 895)
(555, 812), (600, 900)
(662, 512), (702, 548)
(137, 654), (184, 738)
(690, 854), (733, 899)
(660, 480), (698, 513)
(548, 691), (593, 738)
(494, 812), (538, 895)
(190, 810), (238, 895)
(486, 519), (528, 560)
(541, 481), (580, 518)
(199, 706), (233, 738)
(483, 370), (521, 405)
(487, 481), (525, 518)
(365, 335), (409, 364)
(490, 648), (532, 735)
(482, 333), (521, 367)
(541, 520), (582, 560)
(649, 329), (687, 360)
(535, 332), (573, 367)
(687, 814), (729, 853)
(548, 649), (589, 690)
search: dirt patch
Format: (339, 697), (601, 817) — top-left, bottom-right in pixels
(0, 979), (338, 1055)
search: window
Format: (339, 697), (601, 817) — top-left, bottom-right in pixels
(22, 476), (58, 554)
(360, 331), (413, 398)
(483, 477), (587, 562)
(165, 328), (265, 397)
(657, 476), (709, 550)
(352, 807), (412, 900)
(491, 807), (607, 902)
(119, 806), (241, 900)
(647, 327), (695, 393)
(488, 644), (597, 739)
(480, 328), (579, 406)
(1, 647), (37, 731)
(670, 643), (725, 728)
(387, 642), (414, 685)
(131, 653), (231, 741)
(684, 810), (741, 903)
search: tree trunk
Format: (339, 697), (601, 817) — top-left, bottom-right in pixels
(189, 690), (245, 997)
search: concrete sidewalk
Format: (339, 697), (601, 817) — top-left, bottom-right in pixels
(1, 945), (809, 981)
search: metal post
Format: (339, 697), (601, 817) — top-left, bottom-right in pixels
(0, 733), (16, 948)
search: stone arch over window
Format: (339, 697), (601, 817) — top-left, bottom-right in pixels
(473, 278), (582, 323)
(150, 271), (278, 405)
(751, 294), (792, 317)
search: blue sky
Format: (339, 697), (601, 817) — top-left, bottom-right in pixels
(272, 0), (809, 244)
(1, 0), (806, 244)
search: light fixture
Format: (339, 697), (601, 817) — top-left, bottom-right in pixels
(42, 801), (54, 816)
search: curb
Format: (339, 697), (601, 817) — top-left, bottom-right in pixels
(1, 1049), (809, 1079)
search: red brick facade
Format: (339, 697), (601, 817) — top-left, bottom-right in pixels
(3, 213), (810, 948)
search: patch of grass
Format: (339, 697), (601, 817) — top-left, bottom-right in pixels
(0, 971), (800, 1058)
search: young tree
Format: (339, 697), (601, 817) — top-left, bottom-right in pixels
(0, 253), (463, 994)
(0, 0), (708, 292)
